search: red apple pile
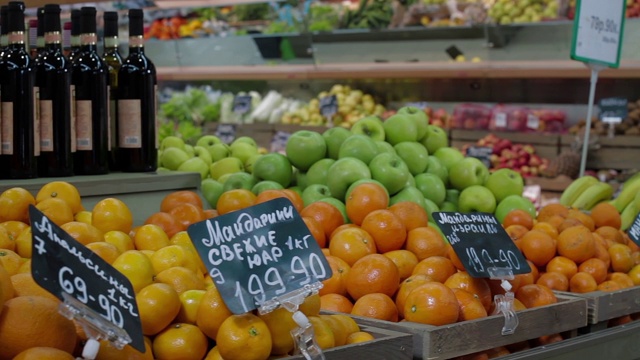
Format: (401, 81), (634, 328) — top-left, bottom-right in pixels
(465, 134), (550, 177)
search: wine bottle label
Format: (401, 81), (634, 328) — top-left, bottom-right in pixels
(107, 86), (111, 151)
(1, 102), (13, 155)
(70, 85), (76, 152)
(44, 32), (62, 44)
(40, 100), (53, 152)
(129, 36), (144, 47)
(118, 99), (142, 148)
(34, 87), (40, 156)
(80, 34), (97, 45)
(8, 32), (24, 44)
(76, 100), (93, 151)
(110, 98), (117, 150)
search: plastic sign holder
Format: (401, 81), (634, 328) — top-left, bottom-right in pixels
(570, 0), (626, 177)
(487, 267), (518, 335)
(320, 95), (337, 127)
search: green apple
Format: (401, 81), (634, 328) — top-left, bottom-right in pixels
(295, 169), (308, 190)
(231, 136), (257, 148)
(322, 127), (352, 160)
(244, 153), (262, 174)
(396, 106), (429, 140)
(252, 153), (293, 188)
(390, 186), (426, 209)
(178, 157), (209, 180)
(446, 189), (460, 206)
(374, 140), (396, 156)
(319, 197), (349, 224)
(302, 184), (333, 207)
(394, 141), (429, 176)
(494, 195), (536, 224)
(369, 153), (411, 195)
(222, 172), (257, 192)
(184, 144), (195, 157)
(252, 180), (284, 194)
(160, 136), (185, 151)
(415, 173), (446, 206)
(449, 157), (490, 191)
(383, 114), (419, 145)
(338, 134), (379, 165)
(160, 147), (190, 171)
(485, 168), (524, 203)
(209, 143), (231, 162)
(196, 135), (222, 159)
(345, 179), (390, 201)
(350, 115), (386, 141)
(405, 173), (415, 188)
(326, 157), (372, 201)
(156, 167), (171, 173)
(193, 146), (213, 166)
(286, 130), (327, 171)
(210, 157), (244, 181)
(218, 173), (233, 184)
(201, 178), (224, 209)
(419, 125), (449, 154)
(440, 201), (458, 212)
(422, 198), (440, 221)
(306, 158), (336, 186)
(458, 185), (497, 213)
(433, 147), (464, 170)
(425, 156), (449, 185)
(230, 141), (259, 164)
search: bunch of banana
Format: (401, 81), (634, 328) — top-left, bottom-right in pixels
(611, 174), (640, 230)
(559, 175), (614, 211)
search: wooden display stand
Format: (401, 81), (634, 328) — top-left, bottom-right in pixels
(560, 134), (640, 171)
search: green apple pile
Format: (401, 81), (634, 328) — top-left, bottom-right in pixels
(488, 0), (560, 24)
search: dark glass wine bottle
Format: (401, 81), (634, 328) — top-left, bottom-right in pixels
(118, 8), (157, 172)
(102, 11), (122, 171)
(67, 9), (81, 63)
(36, 4), (73, 177)
(0, 6), (8, 51)
(71, 6), (109, 175)
(0, 1), (38, 179)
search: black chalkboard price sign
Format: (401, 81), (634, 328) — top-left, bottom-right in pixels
(319, 95), (338, 118)
(433, 212), (531, 278)
(628, 213), (640, 246)
(233, 95), (253, 114)
(28, 206), (145, 352)
(466, 146), (493, 168)
(187, 197), (332, 314)
(215, 124), (237, 144)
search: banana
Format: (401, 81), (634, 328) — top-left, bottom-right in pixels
(611, 176), (640, 213)
(559, 176), (600, 207)
(620, 201), (639, 231)
(571, 182), (614, 210)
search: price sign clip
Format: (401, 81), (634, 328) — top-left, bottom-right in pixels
(59, 292), (132, 359)
(488, 267), (519, 336)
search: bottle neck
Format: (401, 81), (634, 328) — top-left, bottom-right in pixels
(7, 31), (25, 47)
(36, 36), (44, 49)
(44, 31), (62, 49)
(70, 34), (80, 47)
(0, 35), (7, 47)
(79, 33), (97, 51)
(128, 35), (144, 53)
(104, 36), (118, 50)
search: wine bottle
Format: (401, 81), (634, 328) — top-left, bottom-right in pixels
(118, 8), (157, 172)
(0, 6), (8, 51)
(71, 6), (109, 175)
(0, 1), (38, 179)
(36, 4), (73, 177)
(67, 9), (81, 63)
(102, 11), (122, 171)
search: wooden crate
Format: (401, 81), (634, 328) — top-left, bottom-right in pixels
(560, 134), (640, 170)
(283, 324), (413, 360)
(343, 296), (587, 360)
(557, 287), (640, 326)
(450, 129), (560, 160)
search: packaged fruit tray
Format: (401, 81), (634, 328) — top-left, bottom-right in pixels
(283, 324), (413, 360)
(556, 287), (640, 325)
(335, 295), (588, 360)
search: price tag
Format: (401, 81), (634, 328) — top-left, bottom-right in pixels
(445, 45), (464, 60)
(233, 95), (253, 115)
(494, 113), (507, 128)
(433, 212), (531, 278)
(215, 124), (237, 144)
(404, 102), (429, 110)
(526, 114), (540, 130)
(465, 146), (492, 168)
(628, 213), (640, 246)
(570, 0), (626, 68)
(319, 95), (338, 118)
(187, 197), (332, 314)
(28, 206), (145, 353)
(599, 97), (628, 124)
(270, 131), (291, 154)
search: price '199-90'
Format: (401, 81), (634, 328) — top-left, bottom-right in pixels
(466, 247), (522, 275)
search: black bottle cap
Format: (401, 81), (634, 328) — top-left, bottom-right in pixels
(36, 7), (44, 36)
(80, 7), (96, 35)
(103, 11), (118, 37)
(43, 4), (61, 33)
(8, 2), (24, 12)
(128, 9), (144, 37)
(71, 9), (80, 36)
(6, 2), (25, 33)
(1, 6), (8, 36)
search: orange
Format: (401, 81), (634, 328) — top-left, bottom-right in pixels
(0, 221), (29, 243)
(330, 223), (358, 239)
(320, 293), (354, 313)
(155, 266), (205, 295)
(161, 191), (203, 213)
(36, 181), (83, 215)
(254, 189), (290, 206)
(536, 272), (569, 291)
(303, 216), (326, 248)
(395, 274), (434, 319)
(169, 203), (206, 228)
(151, 244), (199, 274)
(308, 316), (335, 350)
(513, 259), (540, 287)
(0, 187), (36, 223)
(282, 189), (304, 213)
(11, 273), (58, 301)
(300, 293), (321, 317)
(384, 249), (418, 281)
(35, 198), (74, 227)
(103, 230), (135, 254)
(86, 242), (121, 264)
(216, 313), (272, 360)
(320, 314), (349, 346)
(403, 282), (459, 326)
(13, 347), (74, 360)
(0, 296), (77, 359)
(133, 224), (170, 251)
(593, 238), (611, 269)
(452, 288), (488, 322)
(345, 182), (389, 225)
(533, 333), (564, 347)
(144, 212), (185, 238)
(557, 218), (585, 233)
(74, 210), (92, 225)
(346, 331), (375, 344)
(537, 203), (569, 222)
(92, 198), (133, 234)
(567, 209), (596, 231)
(0, 226), (14, 252)
(628, 264), (640, 286)
(258, 306), (297, 355)
(300, 201), (344, 240)
(520, 230), (556, 267)
(136, 282), (181, 336)
(546, 256), (578, 280)
(590, 202), (621, 229)
(328, 227), (377, 266)
(444, 271), (492, 311)
(216, 189), (257, 215)
(569, 272), (598, 293)
(488, 276), (522, 296)
(0, 264), (15, 306)
(0, 249), (21, 275)
(203, 209), (218, 219)
(176, 289), (206, 324)
(320, 255), (350, 296)
(152, 323), (209, 360)
(346, 254), (400, 300)
(204, 346), (223, 360)
(17, 259), (30, 274)
(608, 243), (634, 273)
(505, 224), (529, 242)
(111, 250), (155, 293)
(607, 272), (635, 289)
(361, 209), (407, 253)
(411, 255), (457, 283)
(503, 209), (534, 230)
(595, 226), (625, 245)
(531, 221), (559, 240)
(388, 201), (430, 231)
(60, 222), (104, 246)
(330, 313), (360, 335)
(557, 225), (595, 264)
(351, 292), (398, 322)
(14, 227), (32, 258)
(405, 226), (447, 261)
(578, 258), (608, 284)
(196, 285), (233, 340)
(447, 244), (466, 271)
(597, 280), (622, 292)
(545, 215), (566, 230)
(515, 284), (558, 308)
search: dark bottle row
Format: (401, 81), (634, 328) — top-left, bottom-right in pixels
(0, 2), (157, 179)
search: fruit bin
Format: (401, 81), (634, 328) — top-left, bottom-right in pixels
(283, 324), (413, 360)
(556, 287), (640, 329)
(0, 172), (201, 225)
(450, 129), (560, 160)
(328, 295), (587, 360)
(204, 122), (276, 149)
(559, 134), (640, 171)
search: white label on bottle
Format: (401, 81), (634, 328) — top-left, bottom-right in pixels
(70, 85), (76, 153)
(110, 98), (117, 150)
(107, 86), (111, 151)
(76, 100), (93, 151)
(495, 113), (507, 128)
(1, 102), (13, 155)
(118, 99), (142, 149)
(40, 99), (53, 152)
(34, 87), (40, 156)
